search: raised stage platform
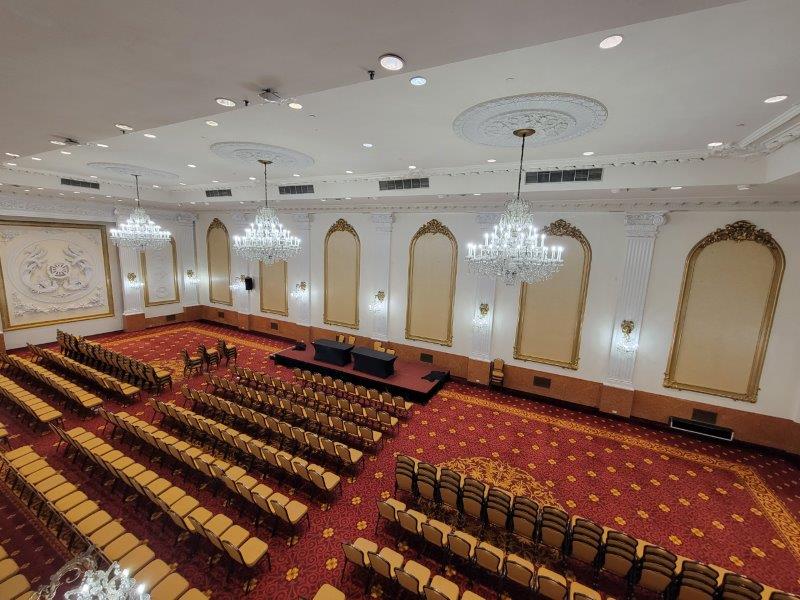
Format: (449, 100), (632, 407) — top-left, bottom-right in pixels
(272, 345), (448, 404)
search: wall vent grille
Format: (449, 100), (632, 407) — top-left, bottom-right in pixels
(379, 178), (430, 191)
(60, 178), (100, 190)
(205, 189), (232, 197)
(278, 184), (314, 195)
(526, 168), (603, 184)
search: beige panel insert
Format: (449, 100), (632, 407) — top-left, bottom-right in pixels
(207, 218), (232, 306)
(514, 222), (590, 369)
(259, 260), (288, 316)
(142, 237), (180, 307)
(324, 219), (360, 328)
(665, 221), (784, 402)
(406, 219), (457, 346)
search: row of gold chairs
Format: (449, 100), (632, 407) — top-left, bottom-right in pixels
(0, 540), (37, 600)
(58, 330), (173, 392)
(183, 384), (380, 457)
(0, 445), (209, 600)
(101, 407), (317, 530)
(0, 420), (7, 448)
(29, 344), (141, 403)
(154, 399), (341, 504)
(3, 354), (102, 413)
(54, 425), (271, 588)
(342, 536), (488, 600)
(0, 369), (63, 429)
(219, 371), (399, 433)
(395, 456), (798, 600)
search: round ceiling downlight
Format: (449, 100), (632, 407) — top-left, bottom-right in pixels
(215, 97), (236, 108)
(707, 141), (723, 148)
(379, 54), (405, 71)
(115, 123), (133, 131)
(205, 120), (219, 127)
(599, 35), (623, 49)
(288, 102), (303, 110)
(409, 76), (427, 86)
(764, 95), (788, 104)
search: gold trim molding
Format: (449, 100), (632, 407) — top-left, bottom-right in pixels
(664, 220), (784, 402)
(259, 259), (289, 316)
(323, 218), (360, 329)
(206, 218), (232, 306)
(513, 219), (591, 369)
(141, 237), (180, 307)
(405, 218), (458, 346)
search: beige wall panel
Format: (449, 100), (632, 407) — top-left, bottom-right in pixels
(324, 220), (359, 328)
(260, 260), (288, 316)
(665, 221), (784, 402)
(142, 238), (180, 307)
(406, 220), (457, 346)
(515, 233), (589, 368)
(207, 219), (232, 306)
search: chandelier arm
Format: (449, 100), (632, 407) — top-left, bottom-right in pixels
(516, 133), (526, 201)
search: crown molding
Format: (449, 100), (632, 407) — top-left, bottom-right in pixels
(0, 191), (117, 222)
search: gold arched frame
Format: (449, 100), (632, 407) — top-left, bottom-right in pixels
(405, 218), (458, 346)
(513, 219), (592, 369)
(664, 220), (785, 403)
(323, 218), (360, 328)
(141, 237), (180, 307)
(206, 218), (232, 306)
(259, 259), (288, 316)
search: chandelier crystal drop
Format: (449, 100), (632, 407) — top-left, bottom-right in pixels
(32, 551), (149, 600)
(233, 160), (301, 264)
(465, 128), (564, 285)
(110, 174), (171, 252)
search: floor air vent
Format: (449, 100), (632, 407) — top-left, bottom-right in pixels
(379, 178), (429, 191)
(669, 416), (733, 442)
(526, 168), (603, 184)
(61, 178), (100, 190)
(279, 184), (314, 195)
(205, 189), (232, 197)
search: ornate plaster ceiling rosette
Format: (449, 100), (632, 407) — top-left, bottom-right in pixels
(86, 162), (179, 181)
(210, 142), (315, 169)
(453, 92), (608, 147)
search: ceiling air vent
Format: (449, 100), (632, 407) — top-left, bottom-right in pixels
(60, 178), (100, 190)
(525, 168), (603, 184)
(205, 189), (232, 198)
(379, 177), (430, 191)
(278, 184), (314, 195)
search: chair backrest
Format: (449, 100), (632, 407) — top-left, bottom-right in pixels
(638, 545), (678, 593)
(368, 551), (394, 579)
(492, 358), (504, 370)
(505, 554), (535, 588)
(475, 543), (503, 573)
(342, 542), (367, 567)
(537, 568), (568, 600)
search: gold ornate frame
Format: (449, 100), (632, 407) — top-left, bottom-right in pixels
(323, 218), (360, 329)
(259, 260), (289, 316)
(141, 237), (180, 307)
(405, 218), (458, 346)
(664, 220), (784, 402)
(0, 220), (115, 331)
(513, 219), (592, 369)
(206, 218), (232, 306)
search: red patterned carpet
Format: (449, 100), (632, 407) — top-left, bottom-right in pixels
(1, 322), (799, 599)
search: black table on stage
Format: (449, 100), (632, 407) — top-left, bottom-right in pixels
(312, 339), (354, 366)
(352, 346), (397, 378)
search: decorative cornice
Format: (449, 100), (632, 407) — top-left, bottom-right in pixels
(695, 220), (780, 251)
(411, 218), (457, 244)
(208, 217), (227, 232)
(326, 218), (358, 238)
(0, 192), (117, 222)
(710, 104), (800, 158)
(624, 212), (667, 237)
(542, 219), (589, 245)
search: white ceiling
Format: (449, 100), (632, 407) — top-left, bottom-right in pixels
(2, 0), (800, 210)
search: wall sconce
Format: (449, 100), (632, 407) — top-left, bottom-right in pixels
(617, 319), (638, 353)
(291, 280), (309, 300)
(229, 274), (247, 291)
(185, 269), (199, 286)
(368, 290), (386, 313)
(472, 302), (491, 328)
(126, 272), (143, 289)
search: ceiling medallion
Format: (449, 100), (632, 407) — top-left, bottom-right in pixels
(86, 162), (179, 181)
(452, 92), (607, 147)
(210, 142), (314, 169)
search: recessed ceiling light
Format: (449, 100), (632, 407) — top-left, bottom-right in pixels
(764, 95), (788, 104)
(321, 199), (326, 202)
(50, 140), (66, 145)
(115, 123), (133, 131)
(239, 201), (244, 204)
(345, 170), (354, 174)
(5, 153), (20, 157)
(473, 193), (481, 196)
(96, 143), (109, 148)
(73, 191), (80, 194)
(106, 195), (111, 198)
(248, 176), (256, 181)
(599, 34), (623, 49)
(89, 175), (98, 179)
(288, 102), (303, 110)
(36, 187), (43, 190)
(582, 151), (595, 156)
(737, 184), (751, 191)
(292, 173), (300, 177)
(152, 184), (160, 188)
(408, 165), (417, 170)
(216, 97), (236, 108)
(143, 133), (157, 139)
(4, 162), (16, 166)
(190, 201), (196, 205)
(187, 164), (196, 168)
(31, 157), (42, 161)
(486, 159), (496, 163)
(24, 189), (30, 192)
(211, 179), (219, 183)
(179, 183), (186, 186)
(409, 76), (427, 86)
(60, 150), (71, 155)
(362, 143), (374, 148)
(379, 54), (404, 71)
(707, 142), (723, 148)
(59, 192), (64, 196)
(670, 186), (683, 190)
(345, 197), (352, 200)
(205, 120), (219, 127)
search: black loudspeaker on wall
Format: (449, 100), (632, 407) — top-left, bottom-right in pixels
(244, 276), (254, 291)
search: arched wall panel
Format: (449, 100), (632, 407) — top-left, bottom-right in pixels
(405, 219), (458, 346)
(514, 219), (591, 369)
(324, 219), (360, 328)
(206, 218), (232, 306)
(141, 237), (180, 307)
(664, 221), (784, 402)
(260, 260), (288, 316)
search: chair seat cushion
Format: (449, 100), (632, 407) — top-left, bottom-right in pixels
(103, 533), (141, 562)
(237, 536), (269, 567)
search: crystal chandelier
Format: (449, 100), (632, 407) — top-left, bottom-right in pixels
(110, 174), (171, 252)
(465, 128), (564, 285)
(32, 551), (149, 599)
(233, 159), (301, 264)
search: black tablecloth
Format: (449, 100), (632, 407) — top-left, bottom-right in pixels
(352, 346), (396, 378)
(313, 339), (354, 366)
